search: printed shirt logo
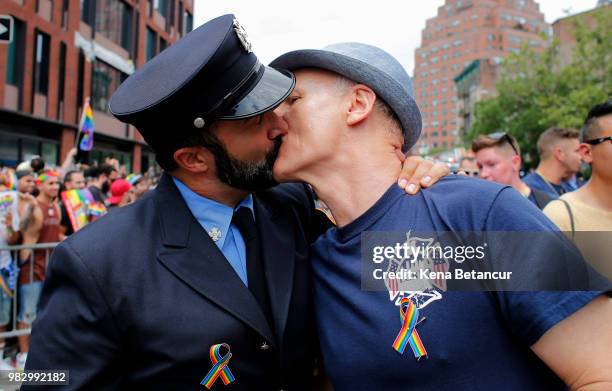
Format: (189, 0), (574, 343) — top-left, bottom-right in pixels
(384, 232), (449, 310)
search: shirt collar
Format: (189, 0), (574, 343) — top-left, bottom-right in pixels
(172, 177), (254, 248)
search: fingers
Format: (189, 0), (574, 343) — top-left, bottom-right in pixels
(400, 158), (435, 195)
(397, 156), (425, 191)
(419, 162), (450, 188)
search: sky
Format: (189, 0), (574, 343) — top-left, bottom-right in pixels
(194, 0), (598, 76)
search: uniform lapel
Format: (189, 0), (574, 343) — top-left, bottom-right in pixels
(254, 198), (295, 342)
(154, 174), (276, 346)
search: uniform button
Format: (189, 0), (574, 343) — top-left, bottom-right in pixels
(259, 341), (270, 351)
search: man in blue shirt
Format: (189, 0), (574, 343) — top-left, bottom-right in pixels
(523, 127), (583, 197)
(271, 43), (611, 390)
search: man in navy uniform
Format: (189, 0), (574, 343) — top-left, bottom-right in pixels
(23, 15), (447, 390)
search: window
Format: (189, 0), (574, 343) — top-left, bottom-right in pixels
(76, 50), (85, 118)
(154, 0), (168, 17)
(178, 1), (183, 34)
(451, 20), (460, 27)
(81, 0), (94, 25)
(33, 30), (51, 95)
(167, 0), (175, 32)
(146, 27), (157, 60)
(453, 39), (462, 46)
(442, 130), (448, 136)
(95, 0), (133, 51)
(185, 10), (193, 33)
(442, 54), (448, 60)
(57, 42), (67, 118)
(62, 0), (69, 29)
(92, 61), (126, 112)
(442, 43), (450, 50)
(6, 18), (26, 89)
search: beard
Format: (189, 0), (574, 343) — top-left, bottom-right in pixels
(211, 137), (281, 192)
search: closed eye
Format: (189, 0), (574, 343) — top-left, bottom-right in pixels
(287, 95), (301, 104)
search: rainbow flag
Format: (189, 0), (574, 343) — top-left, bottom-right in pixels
(62, 189), (93, 231)
(87, 202), (107, 217)
(79, 99), (95, 151)
(392, 297), (428, 360)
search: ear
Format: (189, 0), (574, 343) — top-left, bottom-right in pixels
(578, 143), (593, 164)
(346, 84), (377, 126)
(511, 154), (522, 171)
(553, 144), (565, 162)
(173, 146), (211, 173)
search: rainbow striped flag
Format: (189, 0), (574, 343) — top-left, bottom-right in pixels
(61, 189), (93, 231)
(79, 99), (95, 151)
(87, 202), (107, 217)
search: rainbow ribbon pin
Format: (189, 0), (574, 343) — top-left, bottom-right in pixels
(201, 343), (235, 389)
(392, 297), (428, 360)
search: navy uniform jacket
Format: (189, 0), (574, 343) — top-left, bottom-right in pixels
(24, 174), (321, 390)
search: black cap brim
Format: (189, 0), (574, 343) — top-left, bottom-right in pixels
(220, 66), (295, 120)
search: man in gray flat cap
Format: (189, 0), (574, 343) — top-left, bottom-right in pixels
(270, 43), (611, 390)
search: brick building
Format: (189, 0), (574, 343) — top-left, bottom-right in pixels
(0, 0), (194, 172)
(413, 0), (548, 153)
(552, 2), (611, 67)
(453, 57), (501, 137)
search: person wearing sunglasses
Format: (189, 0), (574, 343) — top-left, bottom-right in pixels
(544, 100), (612, 279)
(472, 132), (555, 209)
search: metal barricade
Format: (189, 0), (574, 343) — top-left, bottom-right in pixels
(0, 243), (59, 339)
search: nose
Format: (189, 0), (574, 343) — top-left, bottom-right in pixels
(479, 167), (490, 180)
(267, 108), (288, 140)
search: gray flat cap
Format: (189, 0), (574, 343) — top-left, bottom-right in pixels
(270, 42), (422, 152)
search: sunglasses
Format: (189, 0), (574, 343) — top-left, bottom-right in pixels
(584, 136), (612, 146)
(487, 132), (520, 156)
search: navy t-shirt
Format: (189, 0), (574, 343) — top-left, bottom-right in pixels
(523, 172), (570, 198)
(310, 176), (607, 391)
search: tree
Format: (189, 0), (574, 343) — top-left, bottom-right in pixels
(466, 7), (611, 167)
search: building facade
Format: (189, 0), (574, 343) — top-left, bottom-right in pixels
(413, 0), (548, 153)
(552, 2), (611, 68)
(0, 0), (194, 172)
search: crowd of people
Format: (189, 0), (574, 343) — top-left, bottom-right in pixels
(465, 99), (612, 279)
(0, 153), (157, 370)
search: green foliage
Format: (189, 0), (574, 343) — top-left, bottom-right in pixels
(466, 7), (612, 167)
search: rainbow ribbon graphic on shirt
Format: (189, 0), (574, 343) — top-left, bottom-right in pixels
(392, 297), (428, 360)
(201, 343), (235, 389)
